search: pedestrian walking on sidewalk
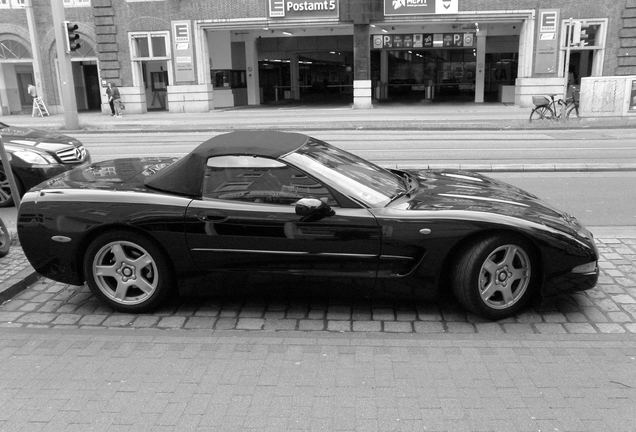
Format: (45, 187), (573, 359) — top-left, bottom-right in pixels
(106, 82), (122, 117)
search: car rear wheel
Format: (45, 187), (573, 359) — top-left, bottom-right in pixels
(84, 230), (174, 313)
(451, 234), (536, 320)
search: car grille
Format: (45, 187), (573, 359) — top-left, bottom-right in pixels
(56, 145), (87, 164)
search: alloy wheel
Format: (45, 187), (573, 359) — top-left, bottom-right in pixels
(478, 244), (531, 310)
(92, 240), (159, 305)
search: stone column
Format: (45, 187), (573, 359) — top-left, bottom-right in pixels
(380, 49), (388, 100)
(474, 30), (486, 103)
(290, 53), (300, 100)
(353, 23), (373, 109)
(245, 35), (261, 106)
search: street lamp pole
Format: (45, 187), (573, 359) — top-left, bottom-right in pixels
(50, 1), (79, 129)
(25, 0), (45, 101)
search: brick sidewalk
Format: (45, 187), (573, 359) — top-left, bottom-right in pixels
(0, 328), (634, 432)
(1, 234), (635, 335)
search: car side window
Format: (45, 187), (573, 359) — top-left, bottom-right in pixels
(203, 156), (338, 206)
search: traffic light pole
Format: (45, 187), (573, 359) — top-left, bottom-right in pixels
(50, 1), (79, 129)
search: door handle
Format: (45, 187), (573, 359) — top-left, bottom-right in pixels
(198, 214), (228, 222)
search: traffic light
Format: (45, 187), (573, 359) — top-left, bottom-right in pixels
(64, 21), (80, 52)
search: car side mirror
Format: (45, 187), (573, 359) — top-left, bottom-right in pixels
(295, 198), (334, 221)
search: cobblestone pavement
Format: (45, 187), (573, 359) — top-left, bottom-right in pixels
(0, 328), (635, 432)
(1, 236), (635, 432)
(1, 235), (635, 334)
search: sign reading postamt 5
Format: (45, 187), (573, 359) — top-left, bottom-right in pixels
(269, 0), (339, 18)
(384, 0), (458, 16)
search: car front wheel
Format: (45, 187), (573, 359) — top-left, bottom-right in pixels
(0, 168), (22, 208)
(83, 230), (174, 312)
(451, 234), (536, 320)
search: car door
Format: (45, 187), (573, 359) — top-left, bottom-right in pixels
(185, 155), (382, 277)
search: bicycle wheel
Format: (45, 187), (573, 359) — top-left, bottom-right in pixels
(565, 104), (580, 120)
(529, 105), (554, 122)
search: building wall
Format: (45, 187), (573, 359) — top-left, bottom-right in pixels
(0, 0), (630, 113)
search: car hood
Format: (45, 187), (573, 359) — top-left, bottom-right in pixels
(402, 169), (584, 232)
(33, 157), (179, 192)
(0, 125), (81, 152)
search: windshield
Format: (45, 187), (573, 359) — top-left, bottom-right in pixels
(282, 139), (406, 207)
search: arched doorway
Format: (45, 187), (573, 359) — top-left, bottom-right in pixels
(0, 38), (33, 115)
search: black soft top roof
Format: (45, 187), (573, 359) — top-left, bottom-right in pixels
(145, 130), (310, 196)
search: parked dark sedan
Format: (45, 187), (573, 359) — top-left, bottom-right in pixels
(0, 121), (90, 207)
(17, 131), (598, 319)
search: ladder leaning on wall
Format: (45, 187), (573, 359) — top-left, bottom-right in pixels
(31, 97), (49, 117)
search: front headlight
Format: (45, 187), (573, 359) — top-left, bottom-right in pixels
(12, 149), (57, 165)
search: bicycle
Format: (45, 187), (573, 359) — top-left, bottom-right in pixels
(0, 217), (10, 257)
(529, 89), (579, 122)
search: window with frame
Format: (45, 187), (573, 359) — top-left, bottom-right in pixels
(63, 0), (91, 7)
(130, 32), (169, 60)
(203, 156), (338, 206)
(560, 19), (606, 50)
(1, 0), (25, 8)
(559, 18), (607, 82)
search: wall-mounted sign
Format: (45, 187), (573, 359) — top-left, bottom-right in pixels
(269, 0), (338, 18)
(172, 20), (195, 83)
(534, 9), (560, 74)
(384, 0), (458, 16)
(372, 33), (473, 49)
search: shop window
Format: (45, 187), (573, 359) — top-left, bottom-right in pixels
(211, 70), (247, 89)
(130, 32), (170, 60)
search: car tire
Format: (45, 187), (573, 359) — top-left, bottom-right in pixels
(451, 234), (536, 320)
(0, 168), (23, 208)
(0, 218), (10, 257)
(83, 230), (174, 313)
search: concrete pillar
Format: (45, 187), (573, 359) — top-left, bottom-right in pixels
(474, 30), (486, 103)
(290, 53), (300, 100)
(353, 24), (372, 109)
(380, 50), (388, 100)
(518, 17), (534, 78)
(244, 35), (260, 106)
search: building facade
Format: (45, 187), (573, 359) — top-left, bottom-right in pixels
(1, 0), (635, 116)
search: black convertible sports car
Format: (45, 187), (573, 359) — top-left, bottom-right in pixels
(17, 131), (598, 319)
(0, 121), (90, 207)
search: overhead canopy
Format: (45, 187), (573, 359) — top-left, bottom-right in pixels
(144, 130), (310, 196)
